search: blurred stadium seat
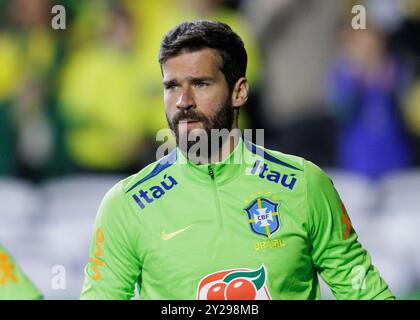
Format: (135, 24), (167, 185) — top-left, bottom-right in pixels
(37, 174), (124, 298)
(0, 178), (41, 245)
(0, 175), (123, 299)
(356, 211), (420, 298)
(324, 169), (379, 213)
(311, 169), (420, 299)
(39, 174), (124, 219)
(324, 168), (380, 235)
(377, 169), (420, 213)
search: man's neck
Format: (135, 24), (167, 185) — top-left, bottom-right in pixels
(179, 128), (242, 165)
(210, 130), (241, 164)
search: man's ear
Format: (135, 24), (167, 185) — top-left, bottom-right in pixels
(231, 77), (249, 108)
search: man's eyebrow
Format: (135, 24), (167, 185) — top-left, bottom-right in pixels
(163, 79), (178, 87)
(163, 77), (215, 86)
(188, 76), (215, 83)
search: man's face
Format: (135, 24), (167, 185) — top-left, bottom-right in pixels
(162, 48), (233, 152)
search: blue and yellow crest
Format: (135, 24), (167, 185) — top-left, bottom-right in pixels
(244, 198), (280, 238)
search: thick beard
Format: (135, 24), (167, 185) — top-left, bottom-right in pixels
(167, 96), (234, 158)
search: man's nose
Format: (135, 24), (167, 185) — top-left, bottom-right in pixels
(176, 86), (195, 110)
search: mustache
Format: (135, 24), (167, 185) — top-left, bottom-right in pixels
(172, 109), (208, 126)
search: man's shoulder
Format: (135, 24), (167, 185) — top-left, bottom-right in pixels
(105, 149), (178, 199)
(249, 142), (329, 181)
(248, 142), (305, 171)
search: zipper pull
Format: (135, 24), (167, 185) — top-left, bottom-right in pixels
(208, 165), (214, 180)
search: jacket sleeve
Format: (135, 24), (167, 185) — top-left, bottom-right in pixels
(80, 183), (141, 300)
(305, 161), (395, 300)
(0, 245), (42, 300)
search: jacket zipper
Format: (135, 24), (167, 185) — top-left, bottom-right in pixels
(208, 165), (224, 233)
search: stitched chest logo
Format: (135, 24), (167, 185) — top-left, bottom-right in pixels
(244, 198), (280, 238)
(196, 265), (271, 300)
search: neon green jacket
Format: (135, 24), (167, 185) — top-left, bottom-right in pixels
(80, 138), (394, 300)
(0, 245), (42, 300)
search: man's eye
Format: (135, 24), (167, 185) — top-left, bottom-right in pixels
(165, 84), (177, 90)
(194, 82), (209, 88)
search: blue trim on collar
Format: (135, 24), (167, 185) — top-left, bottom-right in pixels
(126, 149), (177, 193)
(244, 141), (302, 171)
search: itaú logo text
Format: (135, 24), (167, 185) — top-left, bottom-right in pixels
(251, 160), (297, 190)
(132, 175), (178, 209)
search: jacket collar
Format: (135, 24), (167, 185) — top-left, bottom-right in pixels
(175, 135), (248, 186)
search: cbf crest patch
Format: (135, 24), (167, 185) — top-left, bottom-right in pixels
(244, 198), (280, 238)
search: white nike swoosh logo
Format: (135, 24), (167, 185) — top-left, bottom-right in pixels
(161, 225), (194, 241)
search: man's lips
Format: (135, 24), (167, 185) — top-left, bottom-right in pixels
(179, 119), (200, 123)
(177, 119), (202, 129)
(178, 119), (202, 126)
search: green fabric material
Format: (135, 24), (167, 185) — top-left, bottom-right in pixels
(80, 138), (394, 300)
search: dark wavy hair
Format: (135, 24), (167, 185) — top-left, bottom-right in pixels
(159, 20), (247, 90)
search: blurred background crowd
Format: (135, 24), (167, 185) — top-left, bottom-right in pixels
(1, 0), (420, 299)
